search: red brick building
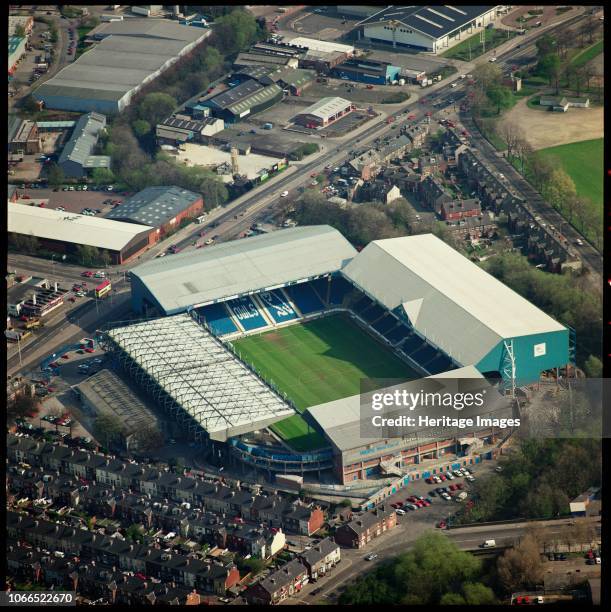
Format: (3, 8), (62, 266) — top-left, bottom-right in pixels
(334, 506), (397, 549)
(440, 198), (482, 221)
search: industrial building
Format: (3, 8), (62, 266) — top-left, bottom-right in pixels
(356, 6), (498, 53)
(203, 79), (283, 122)
(111, 227), (571, 483)
(34, 19), (210, 114)
(106, 185), (203, 235)
(8, 204), (155, 265)
(331, 58), (401, 85)
(234, 52), (299, 69)
(57, 112), (109, 178)
(8, 36), (27, 75)
(292, 97), (354, 128)
(8, 120), (41, 155)
(73, 369), (161, 452)
(286, 37), (355, 58)
(155, 116), (224, 146)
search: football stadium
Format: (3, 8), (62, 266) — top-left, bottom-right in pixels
(99, 226), (573, 484)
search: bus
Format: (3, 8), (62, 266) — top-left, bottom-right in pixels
(94, 279), (112, 299)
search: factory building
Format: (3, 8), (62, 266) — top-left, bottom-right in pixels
(57, 112), (109, 178)
(8, 205), (155, 265)
(106, 186), (203, 236)
(356, 6), (499, 53)
(292, 97), (354, 128)
(331, 58), (401, 85)
(34, 19), (210, 114)
(203, 79), (283, 122)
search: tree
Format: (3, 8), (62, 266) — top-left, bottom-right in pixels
(15, 24), (26, 37)
(126, 524), (144, 543)
(535, 34), (556, 58)
(440, 593), (466, 605)
(132, 119), (151, 138)
(7, 393), (39, 422)
(137, 92), (177, 126)
(498, 121), (525, 160)
(543, 168), (576, 216)
(90, 167), (115, 185)
(213, 10), (259, 55)
(463, 582), (497, 605)
(497, 534), (544, 593)
(527, 153), (554, 192)
(537, 53), (562, 92)
(200, 178), (229, 209)
(94, 414), (123, 449)
(75, 244), (100, 266)
(21, 94), (41, 114)
(472, 62), (502, 92)
(132, 425), (164, 453)
(47, 163), (65, 188)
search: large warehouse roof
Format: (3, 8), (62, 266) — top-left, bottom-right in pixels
(107, 185), (200, 227)
(286, 37), (354, 56)
(296, 97), (352, 121)
(342, 234), (566, 366)
(35, 19), (209, 109)
(8, 204), (153, 252)
(307, 366), (485, 452)
(131, 226), (357, 314)
(105, 314), (295, 441)
(358, 6), (497, 38)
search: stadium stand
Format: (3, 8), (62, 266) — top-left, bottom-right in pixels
(371, 314), (399, 336)
(352, 294), (374, 315)
(383, 324), (412, 345)
(400, 334), (424, 354)
(285, 282), (325, 315)
(425, 354), (456, 374)
(361, 303), (387, 324)
(257, 290), (299, 324)
(328, 275), (354, 306)
(310, 277), (331, 305)
(195, 302), (239, 336)
(226, 296), (269, 332)
(409, 343), (438, 365)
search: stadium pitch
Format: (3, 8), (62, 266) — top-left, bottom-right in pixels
(231, 313), (419, 451)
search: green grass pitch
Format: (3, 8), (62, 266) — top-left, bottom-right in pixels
(231, 313), (419, 451)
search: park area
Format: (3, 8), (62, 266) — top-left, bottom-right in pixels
(231, 314), (418, 451)
(537, 138), (603, 210)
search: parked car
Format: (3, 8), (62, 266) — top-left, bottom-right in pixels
(364, 553), (378, 561)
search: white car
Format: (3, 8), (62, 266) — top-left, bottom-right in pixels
(445, 472), (454, 480)
(495, 465), (503, 472)
(56, 206), (65, 212)
(364, 553), (378, 561)
(466, 475), (476, 482)
(81, 185), (88, 191)
(205, 238), (214, 245)
(396, 508), (406, 516)
(489, 57), (497, 62)
(459, 74), (466, 79)
(450, 82), (457, 88)
(280, 190), (289, 197)
(575, 239), (584, 246)
(441, 493), (452, 501)
(155, 252), (166, 258)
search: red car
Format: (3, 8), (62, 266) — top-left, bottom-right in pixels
(406, 496), (418, 503)
(415, 501), (425, 508)
(61, 354), (70, 359)
(85, 348), (95, 353)
(439, 474), (447, 481)
(425, 477), (434, 484)
(68, 297), (76, 302)
(82, 271), (93, 277)
(47, 386), (56, 393)
(422, 500), (431, 507)
(391, 503), (399, 509)
(456, 483), (464, 490)
(407, 114), (416, 120)
(437, 521), (447, 529)
(449, 484), (458, 491)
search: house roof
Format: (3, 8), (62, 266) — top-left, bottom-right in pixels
(58, 112), (107, 167)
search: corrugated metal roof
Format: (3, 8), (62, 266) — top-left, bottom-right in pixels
(58, 112), (106, 167)
(307, 365), (484, 452)
(107, 185), (200, 228)
(8, 203), (153, 252)
(296, 97), (352, 121)
(132, 226), (357, 314)
(286, 36), (354, 55)
(342, 234), (566, 366)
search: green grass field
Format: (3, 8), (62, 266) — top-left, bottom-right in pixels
(231, 314), (419, 451)
(538, 139), (603, 208)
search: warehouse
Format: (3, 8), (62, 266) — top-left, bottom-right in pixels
(8, 205), (155, 265)
(57, 112), (109, 178)
(356, 6), (498, 53)
(204, 80), (283, 122)
(155, 116), (224, 146)
(234, 52), (299, 69)
(292, 97), (354, 128)
(9, 120), (41, 155)
(34, 19), (210, 114)
(286, 37), (355, 58)
(106, 185), (203, 235)
(331, 58), (401, 85)
(270, 68), (315, 96)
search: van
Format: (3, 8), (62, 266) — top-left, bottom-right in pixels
(481, 539), (496, 548)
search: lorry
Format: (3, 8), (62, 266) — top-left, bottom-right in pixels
(420, 78), (431, 88)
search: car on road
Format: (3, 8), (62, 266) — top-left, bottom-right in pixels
(575, 239), (584, 246)
(364, 553), (378, 561)
(450, 82), (457, 88)
(495, 466), (503, 473)
(280, 191), (289, 197)
(396, 508), (406, 516)
(488, 57), (497, 62)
